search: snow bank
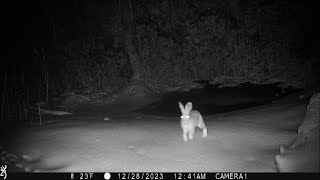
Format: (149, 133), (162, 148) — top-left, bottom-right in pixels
(275, 92), (320, 172)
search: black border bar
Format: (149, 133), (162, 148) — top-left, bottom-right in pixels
(4, 172), (320, 180)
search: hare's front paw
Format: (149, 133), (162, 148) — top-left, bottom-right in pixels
(183, 133), (188, 142)
(188, 132), (194, 140)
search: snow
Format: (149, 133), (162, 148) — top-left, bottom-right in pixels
(0, 91), (318, 172)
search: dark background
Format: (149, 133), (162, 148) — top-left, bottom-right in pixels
(1, 0), (320, 129)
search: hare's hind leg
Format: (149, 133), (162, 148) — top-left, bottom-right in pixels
(202, 127), (207, 138)
(198, 116), (207, 138)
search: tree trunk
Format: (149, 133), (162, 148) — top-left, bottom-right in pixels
(123, 27), (143, 80)
(120, 0), (150, 96)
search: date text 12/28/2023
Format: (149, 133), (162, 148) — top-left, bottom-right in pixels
(116, 172), (247, 180)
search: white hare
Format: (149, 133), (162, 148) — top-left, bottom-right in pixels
(178, 102), (207, 142)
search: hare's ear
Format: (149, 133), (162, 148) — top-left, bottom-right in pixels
(178, 102), (185, 112)
(185, 102), (193, 112)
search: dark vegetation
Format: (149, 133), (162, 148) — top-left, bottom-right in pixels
(1, 0), (319, 129)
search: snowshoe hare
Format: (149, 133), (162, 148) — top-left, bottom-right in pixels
(178, 102), (207, 142)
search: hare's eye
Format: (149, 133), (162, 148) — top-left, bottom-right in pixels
(180, 116), (184, 118)
(186, 115), (190, 118)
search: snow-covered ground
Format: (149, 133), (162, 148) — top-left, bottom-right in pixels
(0, 90), (318, 172)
